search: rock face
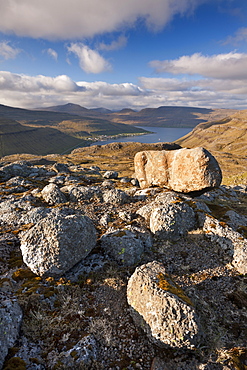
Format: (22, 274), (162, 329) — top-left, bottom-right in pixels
(20, 209), (97, 277)
(0, 293), (23, 368)
(127, 261), (202, 349)
(134, 147), (222, 192)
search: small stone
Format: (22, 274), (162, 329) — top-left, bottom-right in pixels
(103, 170), (118, 179)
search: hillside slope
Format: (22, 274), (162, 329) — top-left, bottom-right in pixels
(175, 110), (247, 183)
(0, 104), (147, 138)
(0, 117), (84, 157)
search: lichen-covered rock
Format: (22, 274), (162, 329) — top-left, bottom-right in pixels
(134, 147), (222, 192)
(20, 209), (97, 277)
(100, 229), (144, 266)
(0, 197), (33, 226)
(150, 200), (196, 240)
(0, 293), (23, 368)
(201, 214), (247, 274)
(102, 188), (130, 204)
(127, 261), (202, 349)
(137, 192), (196, 240)
(68, 185), (102, 202)
(41, 183), (67, 205)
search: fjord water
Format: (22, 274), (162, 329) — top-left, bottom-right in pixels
(92, 126), (191, 145)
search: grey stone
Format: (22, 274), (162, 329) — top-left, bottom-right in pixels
(100, 228), (144, 266)
(0, 197), (33, 226)
(0, 293), (23, 368)
(50, 335), (97, 369)
(101, 179), (114, 188)
(138, 192), (196, 240)
(102, 188), (130, 205)
(41, 183), (67, 205)
(51, 162), (70, 173)
(48, 175), (66, 184)
(68, 185), (102, 202)
(224, 210), (247, 232)
(103, 170), (118, 179)
(20, 209), (97, 277)
(127, 261), (202, 349)
(202, 214), (247, 274)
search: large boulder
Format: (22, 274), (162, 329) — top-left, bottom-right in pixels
(127, 261), (202, 349)
(134, 147), (222, 192)
(20, 209), (97, 277)
(0, 293), (23, 368)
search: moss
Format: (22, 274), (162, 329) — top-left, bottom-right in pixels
(12, 268), (37, 282)
(0, 277), (11, 286)
(114, 230), (127, 237)
(207, 203), (231, 220)
(70, 350), (79, 360)
(43, 287), (55, 298)
(3, 357), (26, 370)
(29, 358), (40, 364)
(157, 272), (193, 306)
(8, 251), (23, 269)
(237, 225), (247, 238)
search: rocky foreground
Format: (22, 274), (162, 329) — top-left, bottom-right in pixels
(0, 146), (247, 370)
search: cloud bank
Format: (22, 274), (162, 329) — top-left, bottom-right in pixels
(0, 66), (247, 111)
(150, 52), (247, 79)
(0, 0), (208, 40)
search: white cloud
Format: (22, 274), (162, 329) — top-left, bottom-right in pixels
(150, 52), (247, 80)
(45, 48), (58, 61)
(223, 27), (247, 45)
(98, 35), (127, 51)
(0, 70), (247, 111)
(0, 0), (208, 40)
(77, 81), (145, 96)
(67, 43), (111, 74)
(0, 41), (21, 59)
(0, 71), (81, 92)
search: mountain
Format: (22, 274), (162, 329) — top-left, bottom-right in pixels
(109, 106), (237, 127)
(175, 110), (247, 183)
(0, 117), (83, 157)
(39, 103), (237, 128)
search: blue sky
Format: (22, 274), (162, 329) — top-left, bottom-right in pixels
(0, 0), (247, 110)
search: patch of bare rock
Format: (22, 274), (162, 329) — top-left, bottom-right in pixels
(0, 147), (247, 369)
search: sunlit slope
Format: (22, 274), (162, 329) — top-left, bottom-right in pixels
(175, 110), (247, 183)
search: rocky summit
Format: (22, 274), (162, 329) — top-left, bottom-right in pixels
(0, 146), (247, 369)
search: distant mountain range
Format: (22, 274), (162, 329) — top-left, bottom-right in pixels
(39, 103), (237, 128)
(0, 102), (239, 157)
(0, 104), (147, 157)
